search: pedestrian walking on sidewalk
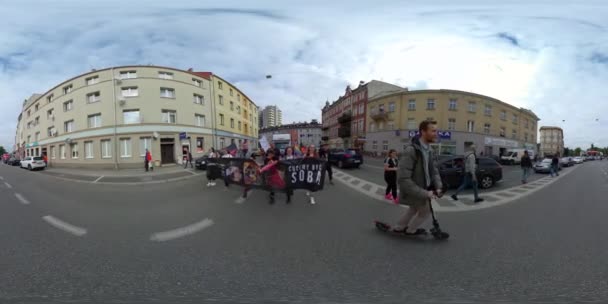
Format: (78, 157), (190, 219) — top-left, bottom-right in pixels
(318, 144), (334, 185)
(521, 150), (533, 184)
(184, 149), (193, 169)
(551, 154), (560, 177)
(451, 144), (484, 203)
(392, 120), (444, 235)
(145, 149), (153, 172)
(384, 149), (399, 204)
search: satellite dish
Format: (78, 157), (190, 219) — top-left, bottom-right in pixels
(153, 132), (159, 139)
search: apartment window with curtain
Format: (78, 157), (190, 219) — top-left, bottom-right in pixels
(218, 81), (223, 89)
(500, 127), (506, 137)
(120, 138), (131, 158)
(484, 123), (491, 134)
(88, 113), (102, 128)
(388, 102), (395, 112)
(230, 101), (234, 111)
(64, 120), (75, 133)
(160, 88), (175, 98)
(449, 99), (457, 110)
(193, 94), (204, 105)
(140, 137), (152, 156)
(408, 99), (416, 110)
(119, 71), (137, 79)
(161, 110), (176, 124)
(63, 100), (74, 111)
(51, 146), (56, 159)
(63, 84), (73, 94)
(468, 102), (476, 112)
(512, 114), (518, 124)
(86, 76), (99, 85)
(382, 141), (389, 151)
(220, 114), (225, 125)
(101, 140), (112, 158)
(485, 105), (492, 116)
(123, 110), (140, 124)
(195, 114), (205, 127)
(512, 129), (517, 139)
(121, 87), (138, 97)
(467, 120), (475, 132)
(87, 92), (101, 103)
(219, 95), (224, 105)
(407, 118), (416, 130)
(426, 99), (436, 110)
(70, 143), (78, 159)
(84, 141), (93, 159)
(238, 121), (242, 130)
(448, 118), (456, 130)
(60, 145), (66, 159)
(47, 94), (54, 103)
(158, 71), (173, 79)
(372, 141), (378, 150)
(230, 118), (235, 128)
(500, 110), (507, 120)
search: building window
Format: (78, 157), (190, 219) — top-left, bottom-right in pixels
(220, 138), (225, 149)
(369, 122), (375, 132)
(160, 88), (175, 98)
(448, 118), (456, 130)
(407, 118), (416, 130)
(27, 110), (31, 118)
(358, 119), (364, 131)
(87, 92), (101, 103)
(101, 140), (112, 158)
(525, 119), (529, 129)
(512, 114), (518, 124)
(63, 84), (73, 94)
(121, 87), (138, 97)
(230, 101), (234, 111)
(35, 116), (40, 126)
(484, 123), (491, 134)
(524, 133), (529, 142)
(359, 104), (364, 114)
(119, 71), (137, 79)
(120, 138), (131, 158)
(64, 120), (75, 133)
(35, 132), (40, 141)
(63, 100), (74, 111)
(485, 105), (492, 116)
(230, 88), (233, 96)
(219, 95), (224, 105)
(86, 76), (99, 85)
(230, 118), (235, 128)
(47, 109), (54, 120)
(161, 110), (177, 124)
(512, 129), (517, 139)
(379, 104), (385, 112)
(237, 94), (241, 101)
(60, 145), (66, 159)
(27, 135), (31, 143)
(387, 122), (395, 130)
(47, 94), (54, 103)
(47, 126), (56, 137)
(388, 102), (395, 112)
(500, 127), (506, 137)
(382, 140), (389, 151)
(449, 99), (457, 110)
(426, 99), (435, 110)
(158, 71), (173, 79)
(193, 94), (204, 105)
(51, 146), (56, 159)
(220, 114), (225, 125)
(218, 81), (223, 89)
(85, 141), (93, 159)
(35, 104), (39, 111)
(139, 137), (152, 156)
(88, 113), (102, 128)
(71, 143), (78, 159)
(372, 141), (378, 150)
(408, 99), (416, 110)
(467, 120), (475, 132)
(123, 110), (140, 124)
(238, 121), (242, 130)
(237, 106), (241, 114)
(500, 110), (507, 120)
(195, 114), (206, 127)
(468, 102), (476, 112)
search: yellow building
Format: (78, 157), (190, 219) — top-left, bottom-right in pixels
(14, 65), (258, 168)
(365, 89), (540, 157)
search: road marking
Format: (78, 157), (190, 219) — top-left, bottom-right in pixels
(4, 182), (12, 189)
(42, 215), (87, 236)
(363, 164), (385, 170)
(14, 193), (30, 205)
(150, 218), (214, 242)
(93, 176), (104, 183)
(0, 176), (4, 180)
(186, 170), (198, 175)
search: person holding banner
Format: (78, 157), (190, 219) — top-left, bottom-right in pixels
(260, 150), (288, 204)
(318, 144), (334, 185)
(284, 146), (296, 160)
(304, 144), (320, 205)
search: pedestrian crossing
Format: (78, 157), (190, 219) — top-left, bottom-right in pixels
(332, 165), (581, 212)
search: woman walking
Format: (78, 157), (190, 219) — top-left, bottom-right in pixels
(283, 146), (296, 160)
(206, 148), (219, 187)
(260, 149), (287, 204)
(305, 144), (319, 205)
(384, 149), (399, 204)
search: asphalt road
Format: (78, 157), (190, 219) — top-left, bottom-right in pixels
(1, 160), (608, 303)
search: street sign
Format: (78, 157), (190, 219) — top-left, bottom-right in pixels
(179, 132), (188, 140)
(408, 130), (451, 139)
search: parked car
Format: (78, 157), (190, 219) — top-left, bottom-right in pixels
(328, 148), (363, 169)
(437, 156), (503, 189)
(573, 156), (584, 164)
(20, 156), (46, 171)
(534, 158), (562, 173)
(7, 157), (21, 166)
(560, 157), (575, 167)
(194, 156), (210, 170)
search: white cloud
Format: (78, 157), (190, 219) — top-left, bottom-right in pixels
(0, 0), (607, 150)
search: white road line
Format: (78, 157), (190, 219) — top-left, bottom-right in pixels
(4, 182), (13, 189)
(363, 164), (385, 170)
(186, 170), (198, 175)
(42, 215), (87, 237)
(0, 176), (4, 180)
(92, 176), (104, 183)
(14, 193), (30, 205)
(150, 218), (214, 242)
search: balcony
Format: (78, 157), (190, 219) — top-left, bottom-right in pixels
(322, 125), (330, 131)
(338, 112), (352, 124)
(338, 126), (351, 138)
(321, 136), (329, 141)
(370, 109), (388, 121)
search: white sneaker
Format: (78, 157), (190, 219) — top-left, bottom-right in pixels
(211, 182), (216, 186)
(235, 197), (246, 204)
(310, 197), (316, 205)
(206, 182), (211, 187)
(306, 191), (311, 196)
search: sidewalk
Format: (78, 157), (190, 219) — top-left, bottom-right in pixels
(39, 165), (202, 185)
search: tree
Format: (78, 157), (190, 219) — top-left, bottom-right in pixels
(0, 146), (6, 155)
(574, 147), (582, 156)
(563, 147), (570, 157)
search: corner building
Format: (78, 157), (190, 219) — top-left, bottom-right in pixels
(15, 65), (258, 168)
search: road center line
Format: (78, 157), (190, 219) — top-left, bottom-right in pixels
(42, 215), (87, 236)
(4, 182), (12, 189)
(92, 176), (104, 183)
(15, 193), (30, 205)
(150, 218), (214, 242)
(0, 176), (4, 180)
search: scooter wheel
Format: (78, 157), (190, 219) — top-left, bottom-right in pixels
(432, 231), (450, 240)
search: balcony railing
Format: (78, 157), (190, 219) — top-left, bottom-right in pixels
(338, 126), (351, 138)
(370, 109), (388, 121)
(338, 112), (353, 124)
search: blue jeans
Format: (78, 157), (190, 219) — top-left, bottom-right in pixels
(550, 164), (559, 177)
(454, 173), (479, 199)
(522, 167), (531, 182)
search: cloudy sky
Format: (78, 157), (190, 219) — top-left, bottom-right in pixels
(1, 0), (607, 150)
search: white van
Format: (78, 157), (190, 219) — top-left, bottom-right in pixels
(500, 149), (534, 165)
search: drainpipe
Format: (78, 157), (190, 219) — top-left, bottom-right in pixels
(111, 67), (118, 169)
(209, 75), (217, 148)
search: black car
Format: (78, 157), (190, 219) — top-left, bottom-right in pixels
(195, 156), (210, 170)
(328, 148), (363, 169)
(7, 157), (21, 166)
(437, 156), (503, 189)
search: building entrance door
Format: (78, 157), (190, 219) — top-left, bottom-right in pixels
(160, 138), (175, 164)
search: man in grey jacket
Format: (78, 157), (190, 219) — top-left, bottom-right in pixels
(393, 120), (444, 235)
(451, 144), (484, 203)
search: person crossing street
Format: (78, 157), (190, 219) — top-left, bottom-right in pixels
(451, 144), (484, 203)
(521, 150), (533, 184)
(384, 149), (399, 204)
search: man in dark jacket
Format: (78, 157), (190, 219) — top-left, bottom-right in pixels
(551, 154), (560, 177)
(521, 150), (533, 184)
(394, 120), (444, 235)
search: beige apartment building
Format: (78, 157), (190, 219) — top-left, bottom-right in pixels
(14, 65), (258, 169)
(365, 89), (540, 157)
(539, 126), (564, 157)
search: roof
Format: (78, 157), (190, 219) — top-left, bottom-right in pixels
(189, 71), (212, 80)
(539, 126), (563, 130)
(211, 74), (259, 108)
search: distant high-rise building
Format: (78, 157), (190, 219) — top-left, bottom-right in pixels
(260, 105), (282, 128)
